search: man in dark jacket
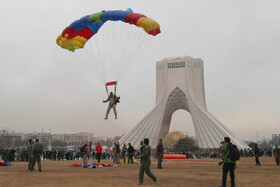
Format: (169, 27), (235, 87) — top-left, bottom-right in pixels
(254, 144), (261, 165)
(127, 143), (135, 164)
(138, 138), (158, 185)
(27, 139), (34, 171)
(116, 142), (121, 164)
(156, 139), (164, 169)
(31, 138), (43, 172)
(82, 142), (92, 168)
(122, 143), (127, 164)
(219, 137), (236, 187)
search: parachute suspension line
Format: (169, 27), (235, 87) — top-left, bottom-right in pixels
(72, 36), (105, 84)
(79, 41), (106, 84)
(112, 22), (122, 82)
(87, 41), (106, 83)
(105, 85), (109, 96)
(115, 25), (153, 81)
(124, 35), (153, 72)
(116, 22), (126, 81)
(84, 44), (104, 82)
(116, 24), (136, 80)
(70, 20), (156, 85)
(114, 24), (138, 81)
(94, 28), (109, 83)
(113, 21), (127, 82)
(116, 84), (120, 96)
(117, 38), (152, 82)
(70, 45), (106, 84)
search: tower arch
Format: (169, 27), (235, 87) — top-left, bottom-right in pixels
(118, 56), (249, 149)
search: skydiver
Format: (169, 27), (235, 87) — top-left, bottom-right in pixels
(103, 92), (120, 119)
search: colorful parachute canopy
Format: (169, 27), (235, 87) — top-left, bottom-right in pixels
(56, 9), (161, 52)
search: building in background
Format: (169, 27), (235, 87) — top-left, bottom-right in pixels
(0, 127), (22, 147)
(53, 132), (94, 146)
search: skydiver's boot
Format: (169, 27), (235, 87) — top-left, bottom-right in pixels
(105, 108), (110, 119)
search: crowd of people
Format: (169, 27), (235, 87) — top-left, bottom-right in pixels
(0, 143), (278, 163)
(166, 147), (274, 160)
(1, 137), (280, 186)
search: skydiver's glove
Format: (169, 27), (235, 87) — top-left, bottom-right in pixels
(103, 101), (106, 103)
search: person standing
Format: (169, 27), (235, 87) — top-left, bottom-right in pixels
(31, 138), (43, 172)
(82, 142), (92, 168)
(112, 143), (117, 164)
(156, 139), (164, 169)
(27, 139), (34, 171)
(273, 145), (280, 165)
(9, 147), (16, 162)
(127, 143), (135, 164)
(95, 143), (102, 163)
(219, 137), (236, 187)
(122, 143), (127, 164)
(138, 138), (158, 185)
(254, 144), (261, 165)
(2, 147), (10, 165)
(116, 142), (121, 164)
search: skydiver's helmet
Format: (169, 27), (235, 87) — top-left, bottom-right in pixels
(109, 92), (113, 97)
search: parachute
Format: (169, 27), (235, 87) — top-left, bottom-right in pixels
(57, 9), (160, 52)
(56, 9), (161, 86)
(56, 8), (161, 109)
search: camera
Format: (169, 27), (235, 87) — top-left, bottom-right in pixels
(218, 159), (224, 165)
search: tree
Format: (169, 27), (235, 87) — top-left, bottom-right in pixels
(172, 137), (199, 153)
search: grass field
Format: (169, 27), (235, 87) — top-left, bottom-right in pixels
(0, 157), (279, 187)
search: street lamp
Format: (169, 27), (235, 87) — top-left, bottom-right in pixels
(12, 131), (15, 147)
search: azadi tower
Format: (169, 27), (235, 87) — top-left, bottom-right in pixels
(118, 56), (249, 149)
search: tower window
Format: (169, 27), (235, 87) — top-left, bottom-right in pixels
(168, 62), (185, 69)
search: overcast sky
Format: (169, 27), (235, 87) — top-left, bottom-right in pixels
(1, 0), (279, 142)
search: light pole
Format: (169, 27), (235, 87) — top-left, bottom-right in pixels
(12, 131), (15, 147)
(48, 129), (52, 150)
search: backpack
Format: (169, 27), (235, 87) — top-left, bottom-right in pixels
(227, 143), (240, 161)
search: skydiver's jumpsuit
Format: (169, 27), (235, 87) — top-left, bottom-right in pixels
(104, 95), (119, 119)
